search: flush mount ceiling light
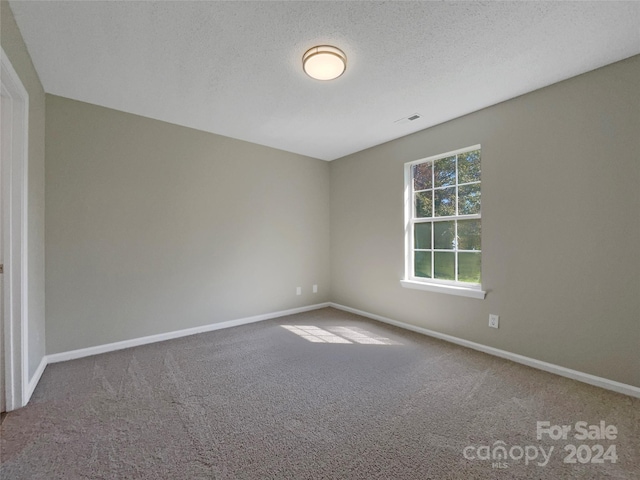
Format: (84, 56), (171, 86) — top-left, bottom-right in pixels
(302, 45), (347, 81)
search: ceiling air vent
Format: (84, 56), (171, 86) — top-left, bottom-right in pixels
(394, 113), (422, 125)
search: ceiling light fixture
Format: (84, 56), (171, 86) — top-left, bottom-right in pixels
(302, 45), (347, 81)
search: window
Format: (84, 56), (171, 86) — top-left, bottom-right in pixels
(401, 145), (486, 299)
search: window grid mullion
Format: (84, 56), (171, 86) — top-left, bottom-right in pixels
(414, 214), (480, 223)
(454, 155), (459, 282)
(416, 180), (478, 194)
(455, 154), (459, 218)
(409, 172), (417, 276)
(410, 168), (419, 278)
(431, 162), (435, 278)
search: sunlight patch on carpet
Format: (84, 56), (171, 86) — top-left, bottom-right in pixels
(281, 325), (400, 345)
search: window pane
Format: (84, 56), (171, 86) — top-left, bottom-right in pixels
(458, 252), (481, 283)
(457, 219), (481, 250)
(458, 150), (481, 184)
(434, 221), (455, 249)
(434, 156), (456, 187)
(414, 223), (431, 249)
(415, 191), (432, 218)
(434, 187), (456, 217)
(413, 163), (432, 190)
(434, 252), (455, 280)
(458, 183), (481, 215)
(414, 251), (432, 278)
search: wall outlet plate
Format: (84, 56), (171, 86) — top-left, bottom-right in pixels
(296, 287), (302, 296)
(313, 284), (318, 293)
(489, 314), (499, 329)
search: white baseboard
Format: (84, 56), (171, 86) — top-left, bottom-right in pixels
(34, 301), (640, 400)
(47, 302), (331, 364)
(329, 303), (640, 399)
(25, 356), (48, 403)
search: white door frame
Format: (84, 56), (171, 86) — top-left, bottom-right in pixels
(1, 47), (29, 411)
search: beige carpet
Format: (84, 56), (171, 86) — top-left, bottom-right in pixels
(1, 307), (638, 479)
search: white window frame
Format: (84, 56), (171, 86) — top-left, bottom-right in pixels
(401, 145), (486, 299)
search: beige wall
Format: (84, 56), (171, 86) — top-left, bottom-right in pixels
(1, 1), (47, 380)
(330, 55), (640, 387)
(45, 95), (330, 354)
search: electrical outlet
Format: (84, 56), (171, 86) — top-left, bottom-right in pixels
(296, 287), (302, 296)
(489, 314), (499, 329)
(313, 284), (318, 293)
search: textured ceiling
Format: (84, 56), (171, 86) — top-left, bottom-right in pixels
(8, 1), (640, 161)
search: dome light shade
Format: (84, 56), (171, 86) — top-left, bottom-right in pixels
(302, 45), (347, 81)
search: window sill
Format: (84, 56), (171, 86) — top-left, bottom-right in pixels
(400, 279), (486, 299)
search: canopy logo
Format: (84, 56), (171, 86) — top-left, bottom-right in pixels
(463, 420), (619, 469)
(463, 442), (553, 469)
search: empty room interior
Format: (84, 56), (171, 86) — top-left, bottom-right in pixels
(1, 1), (639, 479)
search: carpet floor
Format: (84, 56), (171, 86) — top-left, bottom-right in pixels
(1, 307), (638, 479)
